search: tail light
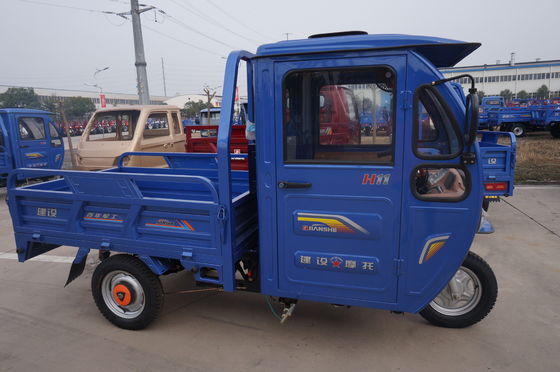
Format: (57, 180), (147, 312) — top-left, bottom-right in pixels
(485, 182), (507, 191)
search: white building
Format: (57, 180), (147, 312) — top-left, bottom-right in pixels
(440, 59), (560, 98)
(164, 94), (222, 109)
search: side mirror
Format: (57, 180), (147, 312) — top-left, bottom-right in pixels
(465, 91), (479, 148)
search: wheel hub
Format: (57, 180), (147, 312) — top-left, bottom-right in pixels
(101, 271), (145, 319)
(112, 283), (134, 307)
(430, 266), (482, 316)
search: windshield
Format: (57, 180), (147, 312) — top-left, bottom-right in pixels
(85, 110), (140, 141)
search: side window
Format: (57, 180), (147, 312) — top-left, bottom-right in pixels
(413, 86), (462, 159)
(283, 67), (395, 164)
(144, 113), (170, 139)
(18, 117), (46, 141)
(49, 122), (62, 147)
(414, 166), (468, 201)
(171, 113), (182, 134)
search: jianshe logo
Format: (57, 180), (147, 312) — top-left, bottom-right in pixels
(303, 224), (337, 233)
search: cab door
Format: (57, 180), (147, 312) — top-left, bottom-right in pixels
(14, 115), (50, 169)
(47, 120), (64, 169)
(274, 55), (407, 305)
(0, 117), (11, 175)
(138, 111), (173, 167)
(170, 111), (186, 149)
(398, 61), (482, 312)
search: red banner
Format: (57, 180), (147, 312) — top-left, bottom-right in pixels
(100, 94), (106, 108)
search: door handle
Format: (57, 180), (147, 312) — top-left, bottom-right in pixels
(278, 181), (312, 189)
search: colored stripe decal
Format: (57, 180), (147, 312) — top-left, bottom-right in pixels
(297, 212), (370, 235)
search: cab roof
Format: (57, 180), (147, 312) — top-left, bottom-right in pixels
(93, 104), (179, 112)
(256, 33), (480, 68)
(0, 108), (52, 115)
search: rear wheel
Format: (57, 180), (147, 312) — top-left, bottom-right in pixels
(419, 251), (497, 328)
(92, 254), (164, 330)
(510, 123), (526, 137)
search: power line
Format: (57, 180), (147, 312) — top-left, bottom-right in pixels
(206, 0), (276, 42)
(152, 9), (238, 50)
(141, 22), (225, 57)
(15, 0), (117, 15)
(166, 0), (263, 45)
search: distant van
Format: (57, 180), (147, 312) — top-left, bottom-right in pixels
(76, 105), (185, 170)
(0, 108), (64, 184)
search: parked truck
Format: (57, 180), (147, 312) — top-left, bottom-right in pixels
(0, 108), (64, 185)
(478, 96), (505, 130)
(8, 33), (510, 330)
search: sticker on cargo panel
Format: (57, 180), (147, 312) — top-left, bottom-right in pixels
(84, 212), (124, 223)
(145, 218), (195, 231)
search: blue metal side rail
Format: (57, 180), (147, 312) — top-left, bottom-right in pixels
(6, 166), (235, 286)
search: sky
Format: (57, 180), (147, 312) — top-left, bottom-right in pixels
(1, 0), (559, 98)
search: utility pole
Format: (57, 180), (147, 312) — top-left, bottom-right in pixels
(161, 57), (167, 97)
(130, 0), (153, 105)
(283, 32), (292, 40)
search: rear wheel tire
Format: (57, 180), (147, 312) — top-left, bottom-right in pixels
(91, 254), (164, 330)
(419, 251), (497, 328)
(551, 123), (560, 139)
(510, 123), (526, 137)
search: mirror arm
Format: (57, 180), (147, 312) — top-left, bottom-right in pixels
(431, 74), (476, 94)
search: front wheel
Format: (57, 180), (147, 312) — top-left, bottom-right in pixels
(510, 123), (526, 137)
(92, 254), (164, 330)
(419, 251), (497, 328)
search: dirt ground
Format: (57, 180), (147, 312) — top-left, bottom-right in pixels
(514, 132), (560, 183)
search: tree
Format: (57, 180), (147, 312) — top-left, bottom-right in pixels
(535, 84), (549, 99)
(499, 89), (513, 101)
(517, 90), (529, 99)
(182, 99), (209, 118)
(41, 94), (60, 113)
(0, 87), (41, 109)
(63, 96), (95, 120)
(203, 85), (218, 125)
(477, 90), (485, 101)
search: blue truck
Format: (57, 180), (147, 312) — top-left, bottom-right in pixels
(536, 105), (560, 138)
(8, 33), (512, 330)
(478, 96), (505, 130)
(0, 108), (64, 186)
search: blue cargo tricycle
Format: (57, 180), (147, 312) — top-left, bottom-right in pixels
(8, 32), (504, 329)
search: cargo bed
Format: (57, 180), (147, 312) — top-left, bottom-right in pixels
(7, 152), (257, 290)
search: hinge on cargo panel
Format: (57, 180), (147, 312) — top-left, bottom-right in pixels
(400, 90), (412, 110)
(394, 259), (404, 277)
(217, 206), (227, 221)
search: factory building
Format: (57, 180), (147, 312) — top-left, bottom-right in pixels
(440, 55), (560, 98)
(0, 85), (167, 109)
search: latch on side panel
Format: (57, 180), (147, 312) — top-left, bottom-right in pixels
(217, 205), (227, 243)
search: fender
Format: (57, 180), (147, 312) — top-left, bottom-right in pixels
(64, 247), (90, 287)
